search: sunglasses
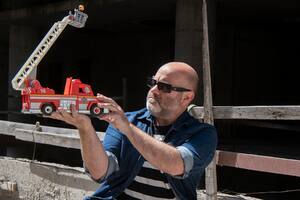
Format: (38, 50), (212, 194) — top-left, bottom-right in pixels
(147, 77), (192, 93)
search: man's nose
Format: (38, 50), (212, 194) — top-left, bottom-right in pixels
(149, 84), (160, 94)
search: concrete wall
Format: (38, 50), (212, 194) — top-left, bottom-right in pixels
(0, 156), (98, 200)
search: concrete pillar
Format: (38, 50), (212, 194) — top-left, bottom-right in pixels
(175, 0), (203, 67)
(0, 26), (8, 121)
(175, 0), (216, 105)
(175, 0), (203, 104)
(8, 25), (40, 122)
(0, 32), (8, 153)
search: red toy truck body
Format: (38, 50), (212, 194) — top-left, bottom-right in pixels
(21, 77), (103, 116)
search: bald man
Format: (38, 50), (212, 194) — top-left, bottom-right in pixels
(50, 62), (217, 200)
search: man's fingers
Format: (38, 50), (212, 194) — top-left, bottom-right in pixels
(48, 112), (64, 120)
(97, 93), (117, 105)
(97, 93), (124, 114)
(98, 113), (109, 121)
(44, 106), (91, 130)
(57, 108), (78, 125)
(59, 109), (72, 119)
(70, 104), (78, 118)
(97, 103), (119, 113)
(98, 113), (116, 123)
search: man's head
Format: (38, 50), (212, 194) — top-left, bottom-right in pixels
(146, 62), (198, 125)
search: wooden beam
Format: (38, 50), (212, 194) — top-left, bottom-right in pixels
(190, 106), (300, 120)
(14, 128), (81, 149)
(202, 0), (217, 199)
(0, 120), (105, 149)
(2, 120), (300, 177)
(216, 150), (300, 177)
(0, 120), (79, 136)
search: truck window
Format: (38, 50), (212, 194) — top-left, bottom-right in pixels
(79, 87), (84, 94)
(84, 86), (90, 93)
(79, 86), (90, 94)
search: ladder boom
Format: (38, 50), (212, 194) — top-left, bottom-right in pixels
(11, 8), (88, 91)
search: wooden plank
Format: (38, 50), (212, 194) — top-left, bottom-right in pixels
(0, 120), (79, 136)
(197, 189), (261, 200)
(13, 128), (104, 149)
(190, 106), (300, 120)
(216, 150), (300, 177)
(14, 129), (81, 149)
(0, 120), (105, 149)
(202, 0), (217, 199)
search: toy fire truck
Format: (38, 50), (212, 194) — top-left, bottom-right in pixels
(11, 6), (105, 116)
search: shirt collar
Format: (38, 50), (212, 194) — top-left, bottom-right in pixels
(137, 108), (190, 130)
(172, 111), (190, 131)
(137, 108), (153, 122)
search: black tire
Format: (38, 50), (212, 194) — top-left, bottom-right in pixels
(90, 104), (103, 117)
(41, 103), (56, 116)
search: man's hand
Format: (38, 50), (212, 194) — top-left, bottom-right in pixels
(46, 103), (109, 180)
(47, 104), (92, 131)
(96, 94), (131, 134)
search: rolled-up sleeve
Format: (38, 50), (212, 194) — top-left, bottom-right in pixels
(84, 151), (119, 183)
(174, 146), (194, 179)
(171, 125), (217, 179)
(89, 124), (123, 182)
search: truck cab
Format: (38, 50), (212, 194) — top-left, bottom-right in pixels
(64, 77), (94, 96)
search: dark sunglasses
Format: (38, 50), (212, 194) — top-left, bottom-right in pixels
(147, 77), (192, 93)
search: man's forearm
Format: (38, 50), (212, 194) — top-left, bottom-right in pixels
(125, 123), (184, 176)
(78, 124), (108, 180)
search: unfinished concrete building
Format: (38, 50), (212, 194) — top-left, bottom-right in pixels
(1, 0), (300, 199)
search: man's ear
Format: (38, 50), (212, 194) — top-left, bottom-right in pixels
(181, 92), (195, 106)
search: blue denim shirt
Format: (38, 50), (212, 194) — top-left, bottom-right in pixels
(84, 108), (217, 200)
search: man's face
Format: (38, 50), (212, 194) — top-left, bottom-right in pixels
(146, 87), (182, 119)
(146, 70), (186, 120)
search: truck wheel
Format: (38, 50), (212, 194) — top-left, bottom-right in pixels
(41, 103), (55, 116)
(90, 104), (103, 117)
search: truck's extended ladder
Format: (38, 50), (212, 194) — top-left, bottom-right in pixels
(11, 8), (88, 91)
